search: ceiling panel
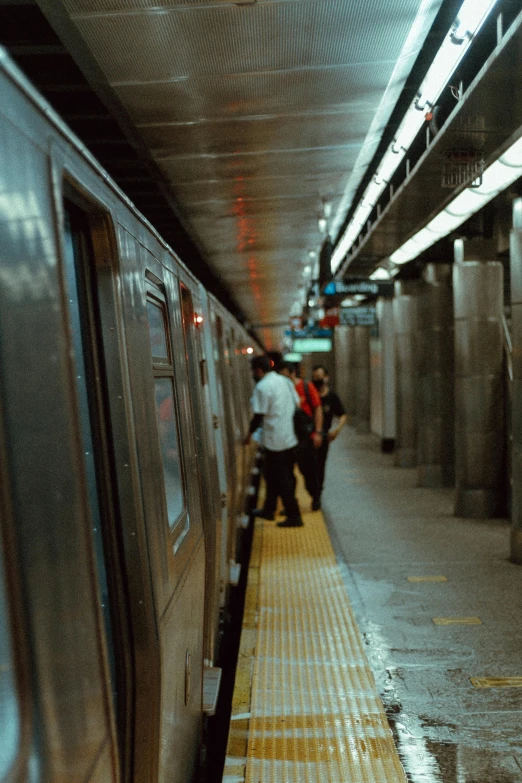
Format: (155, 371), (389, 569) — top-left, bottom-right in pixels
(115, 66), (387, 125)
(139, 111), (374, 159)
(69, 1), (416, 82)
(173, 173), (347, 205)
(60, 0), (445, 347)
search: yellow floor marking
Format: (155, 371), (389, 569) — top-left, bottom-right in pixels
(432, 617), (482, 625)
(407, 576), (448, 583)
(470, 677), (522, 688)
(223, 478), (407, 783)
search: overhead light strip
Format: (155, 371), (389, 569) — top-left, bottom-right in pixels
(331, 0), (500, 274)
(389, 134), (522, 264)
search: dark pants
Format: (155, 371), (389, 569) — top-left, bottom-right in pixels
(296, 440), (321, 501)
(262, 447), (301, 521)
(316, 440), (330, 492)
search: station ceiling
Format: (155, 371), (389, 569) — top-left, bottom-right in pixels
(4, 0), (450, 347)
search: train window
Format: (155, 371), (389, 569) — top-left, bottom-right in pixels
(146, 285), (187, 548)
(154, 378), (184, 526)
(0, 541), (21, 778)
(146, 298), (169, 360)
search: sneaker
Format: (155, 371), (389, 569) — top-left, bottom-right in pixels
(277, 518), (304, 528)
(311, 496), (321, 512)
(252, 508), (275, 521)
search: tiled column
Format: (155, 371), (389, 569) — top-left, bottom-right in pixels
(354, 325), (371, 433)
(393, 281), (420, 467)
(334, 325), (355, 417)
(511, 199), (522, 560)
(454, 260), (504, 517)
(417, 264), (455, 487)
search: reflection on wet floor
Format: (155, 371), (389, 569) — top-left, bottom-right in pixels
(324, 428), (522, 783)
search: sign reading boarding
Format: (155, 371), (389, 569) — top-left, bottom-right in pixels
(292, 337), (332, 353)
(323, 280), (394, 297)
(339, 306), (377, 326)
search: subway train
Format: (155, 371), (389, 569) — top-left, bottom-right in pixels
(0, 49), (261, 783)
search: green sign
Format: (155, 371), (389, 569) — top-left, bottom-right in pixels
(292, 338), (332, 353)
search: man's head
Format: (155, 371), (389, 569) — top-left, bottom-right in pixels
(312, 364), (329, 390)
(279, 361), (297, 381)
(251, 354), (272, 381)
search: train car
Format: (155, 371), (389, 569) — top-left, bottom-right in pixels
(0, 48), (259, 783)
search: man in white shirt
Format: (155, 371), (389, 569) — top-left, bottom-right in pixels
(244, 355), (303, 527)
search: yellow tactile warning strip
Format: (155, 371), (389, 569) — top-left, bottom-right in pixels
(433, 617), (482, 626)
(471, 677), (522, 688)
(223, 495), (407, 783)
(407, 575), (448, 583)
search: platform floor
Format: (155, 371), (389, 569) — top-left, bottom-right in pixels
(223, 427), (522, 783)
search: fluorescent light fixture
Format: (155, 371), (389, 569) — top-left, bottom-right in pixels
(369, 267), (391, 280)
(331, 0), (499, 274)
(318, 217), (327, 233)
(453, 0), (498, 41)
(293, 338), (332, 353)
(302, 264), (312, 277)
(390, 131), (522, 265)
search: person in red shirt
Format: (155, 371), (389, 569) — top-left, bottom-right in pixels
(280, 362), (323, 510)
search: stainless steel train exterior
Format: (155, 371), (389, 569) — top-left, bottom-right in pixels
(0, 49), (259, 783)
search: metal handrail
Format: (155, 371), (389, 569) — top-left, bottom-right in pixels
(503, 314), (513, 383)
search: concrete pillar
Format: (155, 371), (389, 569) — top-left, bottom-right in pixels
(334, 325), (355, 416)
(417, 264), (455, 487)
(347, 326), (357, 419)
(376, 298), (396, 451)
(511, 199), (522, 560)
(354, 325), (371, 433)
(454, 260), (504, 517)
(393, 281), (420, 467)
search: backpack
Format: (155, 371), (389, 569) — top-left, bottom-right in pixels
(293, 381), (315, 442)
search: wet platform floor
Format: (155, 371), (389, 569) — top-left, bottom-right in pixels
(324, 427), (522, 783)
(223, 427), (522, 782)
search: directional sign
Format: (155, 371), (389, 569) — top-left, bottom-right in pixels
(323, 280), (394, 297)
(339, 306), (377, 326)
(285, 327), (332, 338)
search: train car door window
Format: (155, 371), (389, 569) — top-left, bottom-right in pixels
(145, 283), (188, 551)
(63, 208), (119, 703)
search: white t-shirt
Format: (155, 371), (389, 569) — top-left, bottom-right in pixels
(251, 371), (299, 452)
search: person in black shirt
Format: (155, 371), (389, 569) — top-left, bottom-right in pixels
(312, 365), (348, 495)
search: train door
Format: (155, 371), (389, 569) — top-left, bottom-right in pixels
(225, 329), (245, 533)
(211, 311), (241, 571)
(62, 202), (132, 779)
(179, 282), (222, 662)
(200, 293), (229, 608)
(140, 259), (206, 783)
(0, 414), (29, 781)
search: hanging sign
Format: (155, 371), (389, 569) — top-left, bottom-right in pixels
(323, 280), (394, 297)
(339, 306), (377, 326)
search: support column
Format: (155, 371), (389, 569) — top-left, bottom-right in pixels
(376, 298), (396, 452)
(334, 325), (355, 417)
(393, 281), (419, 467)
(417, 264), (455, 487)
(454, 260), (504, 517)
(354, 325), (371, 433)
(511, 199), (522, 560)
(347, 326), (357, 420)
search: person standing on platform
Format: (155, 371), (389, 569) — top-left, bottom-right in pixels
(244, 355), (303, 528)
(279, 362), (323, 511)
(312, 365), (348, 498)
